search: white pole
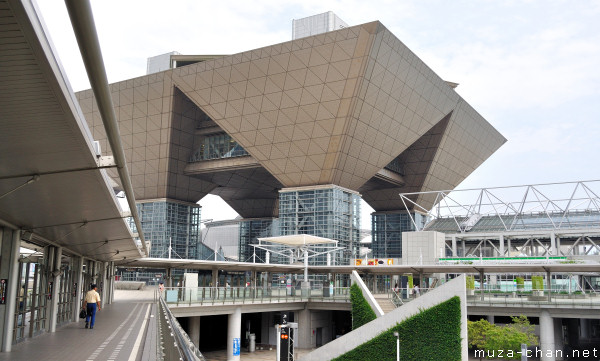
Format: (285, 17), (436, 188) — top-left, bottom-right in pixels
(304, 248), (308, 282)
(397, 336), (400, 361)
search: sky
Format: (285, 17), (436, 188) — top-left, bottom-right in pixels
(35, 1), (600, 228)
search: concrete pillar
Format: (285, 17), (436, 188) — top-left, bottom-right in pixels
(211, 269), (218, 287)
(72, 256), (84, 321)
(554, 318), (564, 360)
(167, 268), (173, 287)
(507, 238), (512, 257)
(488, 315), (495, 324)
(580, 319), (590, 339)
(499, 235), (505, 256)
(451, 236), (457, 257)
(479, 270), (485, 301)
(49, 247), (62, 333)
(227, 307), (242, 361)
(189, 316), (201, 348)
(108, 262), (115, 304)
(547, 271), (552, 302)
(0, 228), (21, 352)
(539, 310), (555, 361)
(461, 239), (466, 257)
(297, 307), (311, 348)
(99, 262), (106, 308)
(550, 232), (557, 255)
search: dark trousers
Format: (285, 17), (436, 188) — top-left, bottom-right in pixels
(86, 303), (97, 327)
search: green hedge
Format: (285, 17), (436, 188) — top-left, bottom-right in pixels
(531, 276), (544, 290)
(466, 276), (475, 290)
(334, 296), (462, 361)
(350, 283), (377, 330)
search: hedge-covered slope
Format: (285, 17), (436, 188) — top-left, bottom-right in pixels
(334, 296), (462, 361)
(350, 283), (377, 330)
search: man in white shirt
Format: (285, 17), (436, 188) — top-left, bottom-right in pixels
(83, 284), (101, 329)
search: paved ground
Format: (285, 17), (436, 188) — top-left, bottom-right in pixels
(203, 348), (312, 360)
(0, 288), (156, 361)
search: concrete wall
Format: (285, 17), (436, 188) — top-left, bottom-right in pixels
(402, 231), (446, 264)
(300, 274), (468, 361)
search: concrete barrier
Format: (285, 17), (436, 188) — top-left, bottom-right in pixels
(300, 275), (468, 361)
(115, 281), (146, 290)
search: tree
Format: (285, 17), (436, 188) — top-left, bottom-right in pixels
(468, 316), (538, 360)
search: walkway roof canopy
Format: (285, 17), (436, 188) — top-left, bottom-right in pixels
(257, 234), (338, 246)
(0, 0), (141, 261)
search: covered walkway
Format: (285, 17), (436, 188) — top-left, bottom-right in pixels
(0, 289), (156, 361)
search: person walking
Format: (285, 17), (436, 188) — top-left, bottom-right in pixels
(83, 284), (101, 329)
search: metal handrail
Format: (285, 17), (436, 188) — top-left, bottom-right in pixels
(160, 286), (350, 306)
(158, 296), (205, 361)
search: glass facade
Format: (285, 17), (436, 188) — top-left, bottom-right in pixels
(189, 133), (249, 162)
(129, 201), (213, 260)
(238, 218), (280, 263)
(372, 212), (426, 258)
(279, 186), (361, 265)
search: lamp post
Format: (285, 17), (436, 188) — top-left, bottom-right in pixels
(393, 331), (400, 361)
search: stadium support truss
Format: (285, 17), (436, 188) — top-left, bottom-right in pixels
(399, 180), (600, 259)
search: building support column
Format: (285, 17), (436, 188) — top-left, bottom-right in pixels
(211, 269), (218, 287)
(461, 239), (466, 257)
(297, 306), (311, 348)
(451, 236), (457, 257)
(580, 319), (590, 339)
(189, 316), (201, 348)
(539, 310), (555, 361)
(167, 268), (173, 287)
(72, 256), (84, 321)
(507, 238), (512, 257)
(479, 270), (485, 301)
(99, 262), (106, 309)
(487, 315), (495, 324)
(227, 307), (242, 361)
(0, 228), (21, 352)
(550, 232), (557, 255)
(547, 270), (552, 302)
(499, 235), (505, 256)
(554, 318), (564, 361)
(109, 262), (115, 304)
(49, 246), (62, 333)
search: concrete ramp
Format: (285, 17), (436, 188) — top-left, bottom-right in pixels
(299, 275), (468, 361)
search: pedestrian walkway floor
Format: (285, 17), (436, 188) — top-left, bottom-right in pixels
(0, 288), (156, 361)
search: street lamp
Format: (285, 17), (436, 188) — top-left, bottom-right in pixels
(393, 331), (400, 361)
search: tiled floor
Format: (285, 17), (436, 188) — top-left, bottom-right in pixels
(2, 288), (313, 361)
(0, 289), (156, 361)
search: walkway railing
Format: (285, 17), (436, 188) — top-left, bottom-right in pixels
(467, 288), (600, 308)
(157, 296), (205, 360)
(160, 286), (350, 306)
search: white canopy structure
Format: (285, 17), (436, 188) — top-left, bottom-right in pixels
(257, 234), (338, 246)
(254, 234), (344, 283)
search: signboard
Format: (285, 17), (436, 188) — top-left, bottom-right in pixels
(0, 279), (7, 304)
(233, 337), (240, 356)
(355, 259), (394, 266)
